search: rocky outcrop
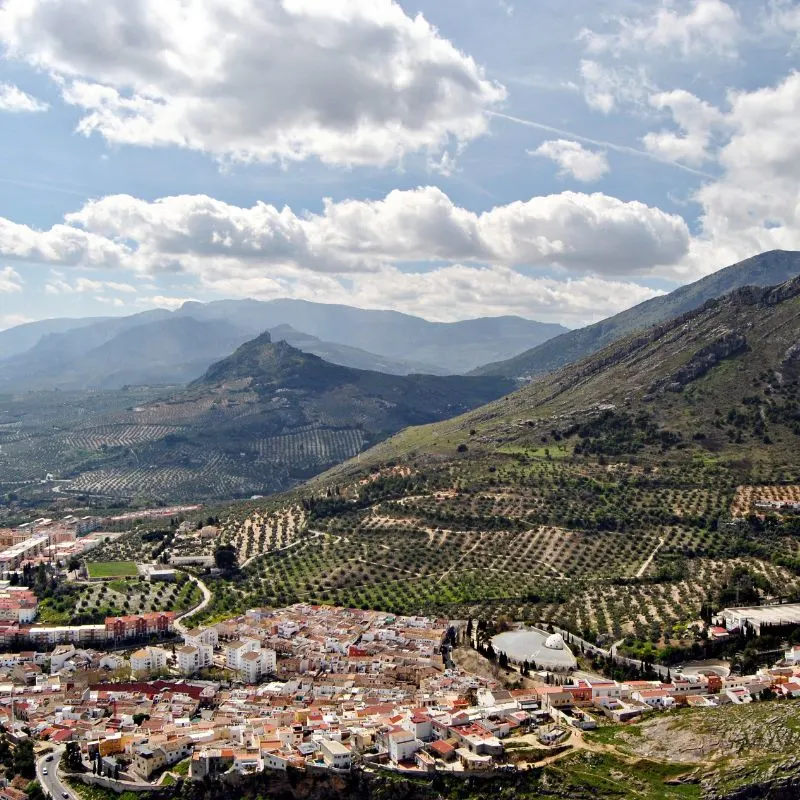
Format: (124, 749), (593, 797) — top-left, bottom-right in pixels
(781, 341), (800, 366)
(649, 331), (748, 394)
(704, 757), (800, 799)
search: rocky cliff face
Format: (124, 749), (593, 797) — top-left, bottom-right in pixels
(649, 331), (748, 394)
(705, 766), (800, 800)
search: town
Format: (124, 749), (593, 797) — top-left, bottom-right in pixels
(2, 511), (800, 797)
(0, 594), (798, 800)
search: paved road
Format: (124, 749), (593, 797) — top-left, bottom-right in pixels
(550, 626), (674, 678)
(174, 573), (212, 634)
(36, 745), (78, 800)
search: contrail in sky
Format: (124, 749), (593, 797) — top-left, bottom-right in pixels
(487, 110), (717, 180)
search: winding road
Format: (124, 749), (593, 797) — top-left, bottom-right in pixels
(36, 745), (78, 800)
(174, 572), (212, 634)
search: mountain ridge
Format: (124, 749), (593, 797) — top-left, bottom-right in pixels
(472, 249), (800, 379)
(0, 299), (566, 389)
(323, 271), (800, 480)
(0, 330), (515, 502)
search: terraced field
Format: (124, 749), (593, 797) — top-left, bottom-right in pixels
(62, 424), (181, 451)
(253, 428), (364, 468)
(731, 483), (800, 516)
(64, 456), (258, 501)
(182, 457), (800, 647)
(219, 505), (307, 565)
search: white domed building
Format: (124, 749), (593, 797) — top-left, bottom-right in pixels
(491, 627), (576, 672)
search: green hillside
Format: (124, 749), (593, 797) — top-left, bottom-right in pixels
(353, 275), (800, 472)
(170, 276), (800, 662)
(0, 334), (513, 504)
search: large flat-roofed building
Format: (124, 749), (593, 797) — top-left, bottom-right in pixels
(0, 536), (49, 571)
(319, 739), (352, 770)
(105, 611), (176, 640)
(719, 603), (800, 634)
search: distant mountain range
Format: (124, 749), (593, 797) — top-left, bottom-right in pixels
(0, 299), (567, 390)
(472, 250), (800, 379)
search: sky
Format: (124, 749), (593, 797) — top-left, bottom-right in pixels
(0, 0), (799, 331)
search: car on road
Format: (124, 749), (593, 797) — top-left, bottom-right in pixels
(46, 755), (54, 762)
(42, 768), (48, 775)
(63, 792), (69, 798)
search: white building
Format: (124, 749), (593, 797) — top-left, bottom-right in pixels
(130, 646), (169, 674)
(225, 638), (260, 670)
(184, 626), (219, 649)
(49, 644), (76, 673)
(388, 729), (422, 764)
(239, 648), (277, 683)
(319, 739), (352, 770)
(99, 654), (126, 671)
(278, 621), (300, 639)
(177, 644), (213, 676)
(784, 645), (800, 664)
(591, 680), (623, 703)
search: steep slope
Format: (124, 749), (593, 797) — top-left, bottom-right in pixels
(0, 309), (174, 388)
(190, 332), (514, 436)
(473, 249), (800, 379)
(176, 298), (566, 373)
(350, 274), (800, 473)
(63, 317), (250, 389)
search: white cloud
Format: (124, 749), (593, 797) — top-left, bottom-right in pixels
(530, 139), (610, 182)
(44, 274), (137, 294)
(580, 0), (742, 59)
(135, 295), (198, 311)
(0, 82), (47, 113)
(0, 0), (505, 167)
(762, 1), (800, 39)
(0, 216), (130, 268)
(0, 187), (689, 326)
(93, 295), (125, 307)
(56, 187), (689, 276)
(642, 89), (727, 166)
(0, 266), (23, 292)
(579, 60), (651, 114)
(677, 71), (800, 277)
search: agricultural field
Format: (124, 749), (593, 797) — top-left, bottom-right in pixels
(0, 331), (514, 505)
(85, 503), (308, 570)
(187, 455), (800, 649)
(218, 505), (307, 565)
(86, 561), (139, 579)
(38, 574), (202, 625)
(731, 483), (800, 516)
(63, 456), (259, 502)
(62, 424), (181, 451)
